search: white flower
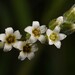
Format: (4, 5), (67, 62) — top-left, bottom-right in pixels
(56, 16), (64, 25)
(46, 26), (67, 49)
(0, 27), (22, 51)
(24, 21), (47, 43)
(17, 40), (38, 60)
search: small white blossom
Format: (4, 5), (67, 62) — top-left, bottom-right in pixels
(46, 26), (67, 49)
(56, 16), (64, 25)
(0, 27), (22, 51)
(24, 21), (47, 43)
(16, 40), (38, 60)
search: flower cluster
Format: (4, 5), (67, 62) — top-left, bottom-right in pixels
(0, 5), (75, 61)
(0, 20), (67, 61)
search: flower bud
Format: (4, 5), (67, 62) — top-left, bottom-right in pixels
(48, 16), (63, 30)
(60, 21), (75, 35)
(64, 5), (75, 23)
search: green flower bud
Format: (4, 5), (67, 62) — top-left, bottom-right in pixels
(25, 33), (31, 40)
(48, 16), (63, 30)
(48, 19), (58, 30)
(60, 21), (75, 35)
(64, 5), (75, 23)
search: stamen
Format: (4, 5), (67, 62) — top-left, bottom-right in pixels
(23, 44), (31, 53)
(6, 35), (15, 44)
(32, 28), (40, 37)
(49, 33), (58, 41)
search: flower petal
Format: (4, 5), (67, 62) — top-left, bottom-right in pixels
(13, 41), (23, 50)
(49, 40), (53, 45)
(25, 39), (32, 44)
(38, 35), (46, 43)
(54, 41), (61, 49)
(4, 43), (12, 52)
(46, 29), (52, 36)
(24, 26), (32, 34)
(40, 25), (47, 33)
(0, 34), (6, 42)
(31, 44), (38, 52)
(14, 30), (22, 39)
(59, 34), (67, 40)
(30, 35), (37, 43)
(32, 21), (40, 28)
(56, 16), (63, 25)
(18, 52), (27, 61)
(54, 26), (60, 33)
(27, 52), (34, 60)
(5, 27), (13, 35)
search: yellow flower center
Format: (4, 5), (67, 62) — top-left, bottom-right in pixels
(32, 28), (40, 37)
(23, 44), (31, 53)
(49, 32), (58, 41)
(6, 35), (15, 44)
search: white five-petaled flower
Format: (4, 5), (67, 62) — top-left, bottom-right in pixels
(0, 27), (22, 51)
(16, 40), (38, 60)
(46, 26), (67, 49)
(24, 21), (47, 43)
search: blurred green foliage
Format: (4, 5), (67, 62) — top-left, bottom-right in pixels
(0, 0), (75, 75)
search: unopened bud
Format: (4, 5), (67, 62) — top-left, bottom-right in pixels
(48, 16), (64, 30)
(64, 5), (75, 23)
(56, 16), (64, 25)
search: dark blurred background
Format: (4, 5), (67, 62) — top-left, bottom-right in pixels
(0, 0), (75, 75)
